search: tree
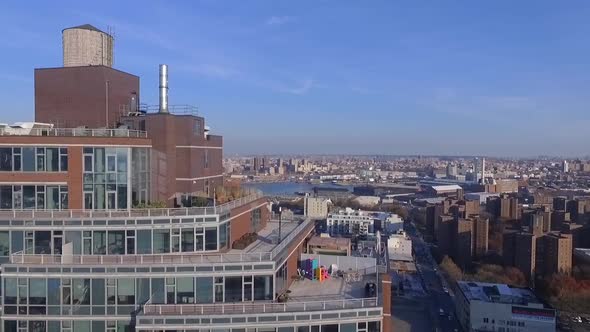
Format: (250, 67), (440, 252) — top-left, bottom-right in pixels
(440, 256), (463, 283)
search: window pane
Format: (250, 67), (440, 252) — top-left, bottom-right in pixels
(47, 279), (60, 305)
(72, 279), (90, 305)
(254, 276), (272, 300)
(0, 186), (12, 209)
(23, 186), (35, 209)
(152, 278), (165, 304)
(92, 279), (105, 305)
(107, 155), (116, 172)
(205, 227), (217, 250)
(34, 231), (51, 254)
(0, 148), (12, 171)
(137, 230), (152, 254)
(181, 228), (194, 252)
(94, 184), (105, 209)
(177, 277), (194, 304)
(46, 186), (59, 209)
(117, 185), (127, 209)
(46, 148), (59, 171)
(0, 231), (9, 256)
(153, 230), (170, 253)
(22, 147), (35, 171)
(225, 276), (242, 302)
(137, 278), (150, 305)
(11, 231), (23, 253)
(93, 231), (106, 255)
(117, 148), (128, 172)
(65, 231), (81, 255)
(195, 277), (213, 304)
(117, 279), (135, 305)
(84, 155), (93, 172)
(73, 321), (90, 332)
(94, 148), (105, 173)
(29, 278), (47, 305)
(108, 231), (125, 255)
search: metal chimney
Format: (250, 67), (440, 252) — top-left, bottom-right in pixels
(159, 64), (169, 113)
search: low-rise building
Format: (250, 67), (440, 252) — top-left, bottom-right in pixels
(304, 194), (331, 218)
(455, 281), (556, 332)
(387, 230), (412, 262)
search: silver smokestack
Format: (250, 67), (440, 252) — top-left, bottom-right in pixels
(159, 64), (169, 113)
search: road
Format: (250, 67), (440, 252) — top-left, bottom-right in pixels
(405, 221), (462, 332)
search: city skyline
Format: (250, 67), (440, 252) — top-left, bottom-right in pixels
(3, 1), (590, 156)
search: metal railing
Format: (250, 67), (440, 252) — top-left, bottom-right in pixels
(9, 251), (273, 265)
(0, 192), (263, 219)
(142, 297), (378, 316)
(270, 218), (315, 259)
(139, 104), (199, 116)
(0, 127), (148, 138)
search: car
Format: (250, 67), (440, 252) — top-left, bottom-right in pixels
(439, 308), (445, 316)
(443, 287), (449, 293)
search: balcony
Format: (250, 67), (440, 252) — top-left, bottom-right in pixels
(0, 127), (148, 138)
(7, 218), (315, 266)
(142, 297), (378, 316)
(0, 191), (263, 220)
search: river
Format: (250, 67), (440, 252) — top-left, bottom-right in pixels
(243, 181), (354, 196)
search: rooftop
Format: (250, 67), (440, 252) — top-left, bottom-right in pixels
(457, 281), (543, 306)
(63, 24), (108, 34)
(0, 122), (147, 138)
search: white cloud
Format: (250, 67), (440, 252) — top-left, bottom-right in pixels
(266, 16), (295, 26)
(278, 79), (315, 95)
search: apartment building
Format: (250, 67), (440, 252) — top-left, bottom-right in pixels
(0, 25), (392, 332)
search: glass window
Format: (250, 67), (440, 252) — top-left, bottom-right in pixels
(23, 186), (35, 209)
(117, 148), (128, 172)
(72, 279), (90, 305)
(73, 321), (91, 332)
(92, 321), (105, 332)
(11, 231), (23, 253)
(34, 231), (51, 254)
(153, 230), (170, 253)
(36, 148), (45, 171)
(340, 323), (356, 332)
(93, 231), (106, 255)
(117, 279), (135, 305)
(65, 231), (81, 255)
(107, 155), (116, 172)
(219, 222), (228, 249)
(108, 231), (125, 255)
(84, 155), (93, 172)
(224, 276), (242, 302)
(5, 278), (17, 304)
(48, 279), (60, 305)
(321, 325), (338, 332)
(84, 192), (93, 209)
(46, 148), (59, 171)
(177, 277), (194, 304)
(94, 184), (105, 209)
(95, 148), (105, 173)
(59, 148), (68, 171)
(117, 185), (127, 209)
(195, 277), (213, 304)
(92, 279), (105, 305)
(368, 321), (380, 332)
(181, 228), (194, 252)
(22, 147), (35, 171)
(0, 148), (12, 171)
(0, 231), (9, 256)
(46, 186), (59, 209)
(0, 185), (12, 209)
(137, 230), (152, 254)
(29, 278), (47, 305)
(254, 276), (272, 300)
(205, 227), (217, 250)
(152, 278), (165, 304)
(137, 278), (150, 305)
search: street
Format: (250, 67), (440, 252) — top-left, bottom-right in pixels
(397, 221), (462, 332)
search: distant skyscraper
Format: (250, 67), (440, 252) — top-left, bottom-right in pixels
(473, 157), (480, 183)
(563, 160), (569, 173)
(481, 158), (486, 184)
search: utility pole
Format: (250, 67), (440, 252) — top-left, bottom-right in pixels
(278, 206), (282, 243)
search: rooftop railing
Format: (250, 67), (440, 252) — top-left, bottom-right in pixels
(0, 191), (263, 220)
(9, 251), (273, 265)
(142, 297), (379, 316)
(0, 127), (148, 138)
(138, 104), (199, 116)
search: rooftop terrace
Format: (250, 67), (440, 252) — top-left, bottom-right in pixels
(0, 124), (147, 138)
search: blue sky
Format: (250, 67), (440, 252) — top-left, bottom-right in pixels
(2, 1), (590, 157)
